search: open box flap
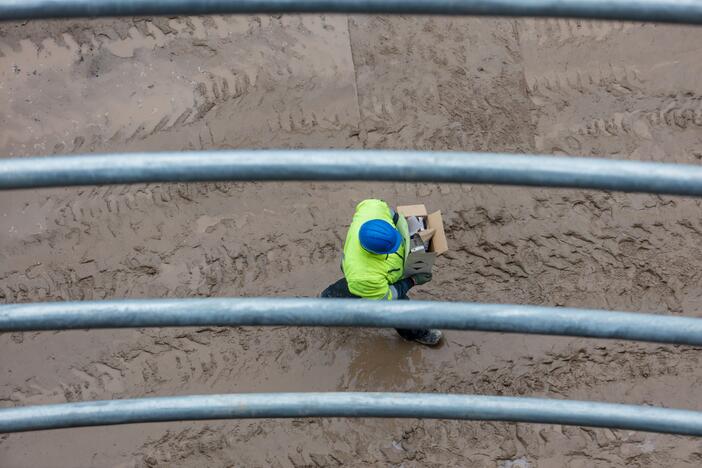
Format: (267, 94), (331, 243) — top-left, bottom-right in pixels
(427, 211), (448, 255)
(397, 204), (428, 217)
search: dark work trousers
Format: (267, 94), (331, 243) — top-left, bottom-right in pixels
(320, 278), (429, 341)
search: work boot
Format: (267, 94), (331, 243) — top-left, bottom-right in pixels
(413, 329), (443, 346)
(395, 328), (443, 346)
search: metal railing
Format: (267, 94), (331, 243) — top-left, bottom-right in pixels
(4, 150), (702, 196)
(4, 393), (702, 436)
(4, 298), (702, 346)
(1, 0), (702, 24)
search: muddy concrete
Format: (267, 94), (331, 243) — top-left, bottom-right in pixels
(2, 15), (702, 468)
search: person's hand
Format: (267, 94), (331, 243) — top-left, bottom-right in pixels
(412, 272), (432, 285)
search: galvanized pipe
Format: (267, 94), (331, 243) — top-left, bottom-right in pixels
(2, 392), (702, 435)
(1, 0), (702, 24)
(4, 298), (702, 346)
(3, 150), (702, 197)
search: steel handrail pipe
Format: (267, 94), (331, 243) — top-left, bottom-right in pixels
(2, 0), (702, 24)
(4, 150), (702, 197)
(4, 298), (702, 346)
(2, 392), (702, 435)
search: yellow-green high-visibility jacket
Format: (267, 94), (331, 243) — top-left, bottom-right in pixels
(342, 199), (410, 300)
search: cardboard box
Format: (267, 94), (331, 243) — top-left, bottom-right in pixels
(397, 204), (448, 278)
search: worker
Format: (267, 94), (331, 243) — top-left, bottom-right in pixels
(321, 199), (442, 346)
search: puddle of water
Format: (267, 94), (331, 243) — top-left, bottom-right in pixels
(345, 332), (426, 389)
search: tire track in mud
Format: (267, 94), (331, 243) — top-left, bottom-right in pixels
(430, 344), (702, 397)
(54, 182), (242, 226)
(2, 322), (342, 415)
(525, 65), (643, 101)
(0, 15), (357, 154)
(0, 180), (348, 303)
(518, 18), (702, 163)
(138, 421), (365, 467)
(520, 19), (637, 47)
(530, 95), (702, 161)
(2, 19), (180, 149)
(441, 195), (702, 313)
(1, 56), (226, 154)
(0, 231), (342, 302)
(531, 92), (702, 148)
(106, 67), (253, 146)
(348, 17), (536, 153)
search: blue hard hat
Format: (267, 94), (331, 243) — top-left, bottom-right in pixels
(359, 219), (403, 255)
